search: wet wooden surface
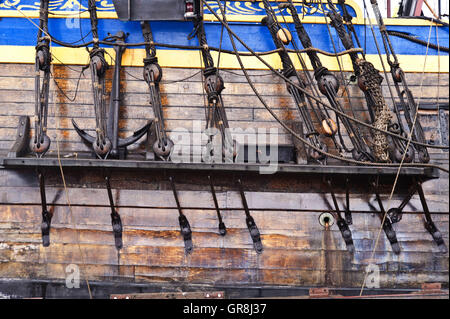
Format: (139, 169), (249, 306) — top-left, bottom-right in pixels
(0, 63), (448, 292)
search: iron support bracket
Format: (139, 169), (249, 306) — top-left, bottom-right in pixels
(237, 179), (263, 254)
(8, 116), (30, 158)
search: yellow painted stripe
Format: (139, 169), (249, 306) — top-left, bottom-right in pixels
(0, 45), (447, 73)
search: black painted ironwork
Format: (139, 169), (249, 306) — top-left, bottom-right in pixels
(387, 183), (417, 223)
(416, 181), (447, 252)
(208, 175), (227, 236)
(373, 181), (401, 254)
(370, 0), (430, 163)
(344, 177), (353, 225)
(141, 21), (174, 160)
(326, 178), (355, 253)
(105, 175), (123, 249)
(38, 171), (52, 247)
(170, 176), (194, 254)
(237, 179), (263, 254)
(190, 15), (236, 162)
(72, 23), (150, 159)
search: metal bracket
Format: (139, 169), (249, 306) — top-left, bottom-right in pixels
(309, 287), (331, 298)
(72, 31), (150, 159)
(208, 176), (226, 236)
(417, 182), (447, 253)
(105, 176), (123, 249)
(336, 219), (354, 252)
(170, 177), (193, 254)
(38, 171), (52, 247)
(374, 183), (401, 254)
(8, 116), (30, 158)
(326, 178), (354, 253)
(237, 179), (263, 254)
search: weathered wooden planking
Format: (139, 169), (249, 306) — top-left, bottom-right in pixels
(0, 62), (448, 289)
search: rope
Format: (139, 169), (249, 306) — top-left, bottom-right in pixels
(49, 31), (366, 57)
(201, 1), (448, 152)
(205, 0), (449, 173)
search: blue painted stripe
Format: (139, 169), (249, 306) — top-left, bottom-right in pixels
(1, 17), (448, 56)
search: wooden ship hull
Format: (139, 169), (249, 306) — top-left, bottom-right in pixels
(0, 0), (448, 298)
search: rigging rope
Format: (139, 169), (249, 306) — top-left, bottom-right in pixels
(206, 0), (449, 173)
(10, 1), (94, 298)
(359, 3), (436, 295)
(387, 30), (449, 53)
